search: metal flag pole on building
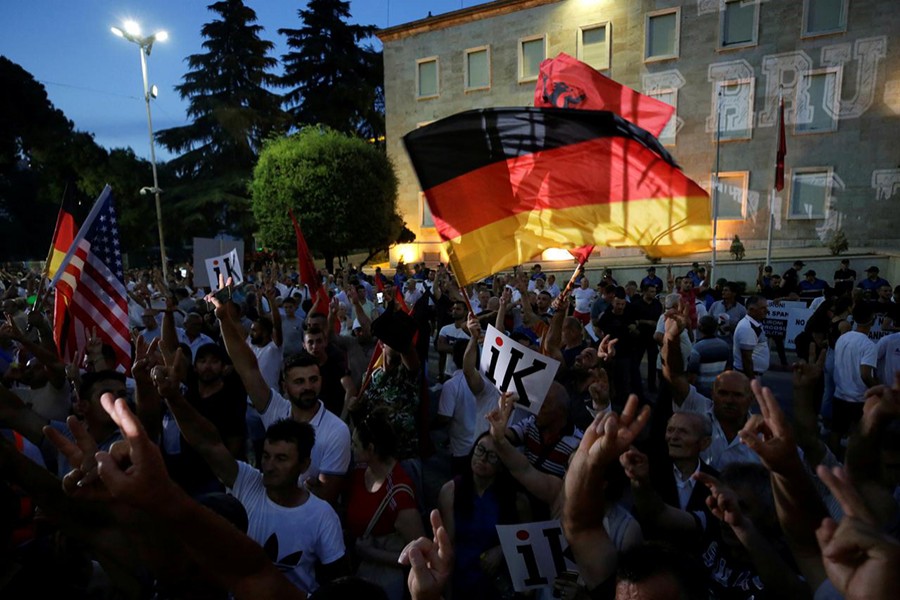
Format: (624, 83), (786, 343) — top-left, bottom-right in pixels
(711, 89), (723, 274)
(766, 89), (786, 267)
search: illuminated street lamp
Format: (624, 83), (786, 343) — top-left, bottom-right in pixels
(111, 20), (170, 285)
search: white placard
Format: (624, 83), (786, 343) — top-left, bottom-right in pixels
(204, 248), (243, 290)
(480, 325), (560, 415)
(497, 520), (578, 592)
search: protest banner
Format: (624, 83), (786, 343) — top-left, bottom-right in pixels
(204, 248), (243, 291)
(497, 520), (578, 592)
(764, 300), (812, 350)
(193, 238), (244, 288)
(481, 324), (560, 414)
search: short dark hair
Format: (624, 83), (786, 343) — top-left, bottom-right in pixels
(617, 542), (708, 600)
(255, 316), (273, 336)
(852, 302), (874, 325)
(351, 407), (398, 461)
(79, 370), (127, 402)
(283, 352), (320, 374)
(264, 419), (315, 461)
(194, 343), (228, 364)
(303, 324), (326, 338)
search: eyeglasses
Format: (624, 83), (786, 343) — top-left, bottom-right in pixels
(473, 444), (500, 464)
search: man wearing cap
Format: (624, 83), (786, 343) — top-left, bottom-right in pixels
(798, 270), (829, 298)
(781, 260), (805, 295)
(641, 267), (664, 291)
(833, 258), (856, 296)
(857, 266), (890, 295)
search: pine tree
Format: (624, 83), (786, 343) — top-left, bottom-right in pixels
(156, 0), (283, 238)
(279, 0), (383, 139)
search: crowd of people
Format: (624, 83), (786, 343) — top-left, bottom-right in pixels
(0, 254), (899, 599)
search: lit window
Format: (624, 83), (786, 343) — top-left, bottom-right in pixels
(420, 192), (435, 228)
(711, 171), (749, 220)
(720, 0), (759, 49)
(795, 69), (840, 134)
(416, 57), (439, 99)
(645, 9), (680, 61)
(789, 168), (832, 219)
(803, 0), (848, 37)
(578, 23), (610, 71)
(648, 89), (678, 145)
(519, 36), (546, 82)
(465, 46), (490, 91)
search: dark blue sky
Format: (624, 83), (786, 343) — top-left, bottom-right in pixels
(0, 0), (487, 160)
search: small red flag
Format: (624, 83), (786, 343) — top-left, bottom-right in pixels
(775, 96), (786, 192)
(288, 209), (330, 311)
(570, 245), (595, 265)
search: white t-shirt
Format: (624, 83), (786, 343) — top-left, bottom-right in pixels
(655, 315), (692, 370)
(13, 381), (71, 422)
(438, 323), (471, 374)
(834, 331), (877, 403)
(732, 316), (769, 374)
(259, 391), (351, 482)
(230, 462), (345, 593)
(176, 329), (216, 362)
(437, 369), (500, 457)
(572, 287), (598, 313)
(251, 340), (284, 390)
(877, 332), (900, 387)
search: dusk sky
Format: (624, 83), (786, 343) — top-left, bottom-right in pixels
(0, 1), (489, 161)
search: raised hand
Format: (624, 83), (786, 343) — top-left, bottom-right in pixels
(737, 380), (799, 473)
(694, 472), (749, 530)
(793, 342), (826, 389)
(597, 334), (618, 362)
(861, 372), (900, 434)
(619, 447), (650, 484)
(815, 465), (900, 598)
(486, 392), (516, 445)
(399, 509), (453, 600)
(43, 415), (105, 499)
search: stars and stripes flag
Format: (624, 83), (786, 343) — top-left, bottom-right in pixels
(48, 185), (131, 371)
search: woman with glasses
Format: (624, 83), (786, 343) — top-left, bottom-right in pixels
(438, 432), (529, 598)
(345, 408), (424, 599)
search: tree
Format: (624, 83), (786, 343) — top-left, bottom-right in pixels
(156, 0), (284, 242)
(250, 128), (404, 272)
(279, 0), (384, 139)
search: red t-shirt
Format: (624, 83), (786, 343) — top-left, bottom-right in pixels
(346, 462), (417, 539)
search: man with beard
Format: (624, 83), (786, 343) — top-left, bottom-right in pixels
(211, 298), (350, 504)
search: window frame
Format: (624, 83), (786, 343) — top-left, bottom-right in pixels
(518, 34), (547, 83)
(801, 0), (849, 38)
(710, 171), (750, 221)
(648, 88), (679, 146)
(464, 45), (492, 92)
(415, 56), (440, 100)
(793, 67), (842, 135)
(644, 7), (681, 63)
(787, 167), (833, 220)
(718, 0), (760, 50)
(577, 22), (611, 72)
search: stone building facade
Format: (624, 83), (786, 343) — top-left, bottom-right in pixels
(378, 0), (900, 266)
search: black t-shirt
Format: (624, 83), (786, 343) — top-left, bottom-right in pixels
(597, 305), (637, 352)
(833, 268), (856, 295)
(320, 346), (351, 416)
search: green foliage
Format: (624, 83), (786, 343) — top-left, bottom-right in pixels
(279, 0), (383, 139)
(250, 128), (401, 269)
(729, 235), (745, 261)
(824, 229), (849, 256)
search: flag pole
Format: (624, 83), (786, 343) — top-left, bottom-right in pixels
(558, 253), (590, 304)
(765, 188), (775, 266)
(711, 88), (723, 273)
(48, 185), (112, 290)
(767, 87), (786, 268)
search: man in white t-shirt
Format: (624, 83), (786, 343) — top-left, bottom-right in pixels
(732, 295), (770, 380)
(572, 277), (598, 326)
(159, 383), (347, 595)
(437, 300), (471, 381)
(249, 315), (284, 390)
(877, 331), (900, 386)
(832, 303), (878, 451)
(214, 299), (350, 504)
(435, 316), (499, 475)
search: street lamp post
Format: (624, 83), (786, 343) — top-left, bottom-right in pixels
(111, 21), (169, 286)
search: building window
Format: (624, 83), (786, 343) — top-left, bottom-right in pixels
(648, 89), (678, 145)
(645, 8), (680, 62)
(420, 192), (435, 228)
(802, 0), (849, 37)
(578, 23), (610, 71)
(711, 171), (749, 220)
(714, 79), (754, 141)
(795, 69), (840, 134)
(465, 46), (491, 91)
(519, 35), (546, 82)
(789, 168), (832, 219)
(720, 0), (759, 49)
(416, 57), (439, 99)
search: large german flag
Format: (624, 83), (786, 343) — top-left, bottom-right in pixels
(403, 108), (711, 286)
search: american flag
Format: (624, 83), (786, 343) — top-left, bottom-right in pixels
(49, 186), (131, 371)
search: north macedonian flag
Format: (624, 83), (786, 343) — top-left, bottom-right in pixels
(403, 107), (711, 286)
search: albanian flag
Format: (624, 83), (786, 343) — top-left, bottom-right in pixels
(535, 53), (675, 138)
(403, 108), (711, 286)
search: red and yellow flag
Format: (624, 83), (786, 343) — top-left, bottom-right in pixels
(45, 193), (77, 353)
(403, 108), (710, 286)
